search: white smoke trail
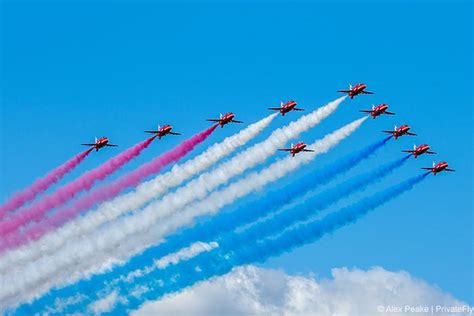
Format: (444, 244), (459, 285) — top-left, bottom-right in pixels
(143, 117), (368, 246)
(0, 97), (345, 307)
(52, 242), (218, 315)
(0, 114), (277, 274)
(87, 241), (218, 314)
(123, 241), (219, 281)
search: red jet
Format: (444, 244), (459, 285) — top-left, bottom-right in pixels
(382, 125), (417, 139)
(337, 83), (374, 99)
(422, 161), (455, 175)
(145, 124), (181, 139)
(81, 137), (118, 152)
(268, 100), (304, 116)
(402, 144), (436, 158)
(206, 112), (243, 128)
(279, 142), (315, 157)
(359, 104), (395, 119)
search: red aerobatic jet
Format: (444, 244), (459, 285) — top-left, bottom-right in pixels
(268, 100), (304, 116)
(279, 142), (315, 157)
(402, 144), (436, 158)
(81, 137), (118, 151)
(337, 83), (374, 99)
(359, 104), (395, 119)
(422, 161), (455, 175)
(145, 124), (181, 139)
(382, 125), (417, 139)
(206, 112), (243, 128)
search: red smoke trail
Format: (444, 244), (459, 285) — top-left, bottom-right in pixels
(0, 136), (157, 238)
(0, 149), (93, 218)
(0, 125), (218, 251)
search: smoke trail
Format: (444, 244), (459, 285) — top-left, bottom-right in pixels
(0, 97), (344, 307)
(0, 136), (157, 237)
(0, 125), (218, 252)
(0, 148), (93, 217)
(20, 117), (366, 313)
(216, 155), (412, 254)
(0, 114), (277, 274)
(102, 173), (429, 314)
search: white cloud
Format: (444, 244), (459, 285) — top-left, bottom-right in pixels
(133, 265), (468, 316)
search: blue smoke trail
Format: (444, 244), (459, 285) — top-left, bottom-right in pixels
(107, 173), (429, 314)
(218, 154), (410, 251)
(15, 137), (391, 314)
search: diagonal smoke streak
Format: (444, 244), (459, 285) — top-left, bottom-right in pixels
(0, 136), (157, 238)
(0, 97), (345, 307)
(0, 113), (277, 273)
(103, 173), (429, 314)
(0, 125), (217, 253)
(22, 116), (366, 313)
(0, 149), (93, 218)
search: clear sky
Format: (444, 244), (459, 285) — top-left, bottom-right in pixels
(1, 0), (472, 304)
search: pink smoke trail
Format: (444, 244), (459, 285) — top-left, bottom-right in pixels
(0, 149), (93, 218)
(0, 125), (218, 251)
(0, 136), (157, 238)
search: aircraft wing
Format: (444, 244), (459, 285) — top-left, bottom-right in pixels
(445, 168), (456, 172)
(426, 151), (437, 154)
(206, 119), (221, 122)
(81, 143), (96, 146)
(278, 149), (292, 152)
(144, 130), (158, 134)
(406, 132), (417, 136)
(421, 167), (433, 170)
(402, 150), (415, 153)
(336, 90), (351, 93)
(382, 130), (394, 134)
(231, 120), (244, 123)
(385, 111), (396, 115)
(106, 144), (118, 147)
(362, 91), (374, 94)
(169, 132), (181, 135)
(359, 110), (373, 113)
(293, 108), (304, 111)
(302, 149), (315, 152)
(268, 107), (281, 110)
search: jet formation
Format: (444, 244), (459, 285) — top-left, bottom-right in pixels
(80, 82), (454, 175)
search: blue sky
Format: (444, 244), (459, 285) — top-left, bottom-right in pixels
(1, 0), (472, 304)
